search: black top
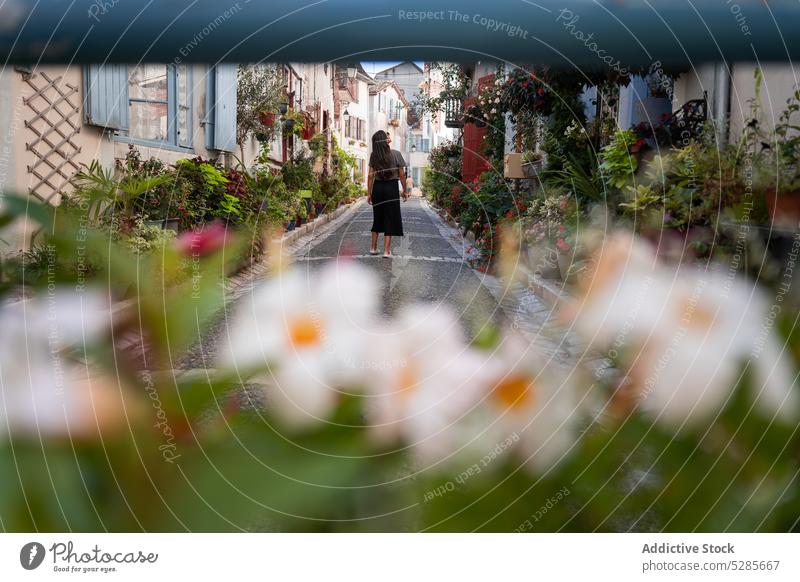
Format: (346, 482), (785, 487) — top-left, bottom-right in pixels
(370, 149), (407, 181)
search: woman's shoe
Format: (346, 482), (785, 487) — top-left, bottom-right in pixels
(369, 249), (379, 255)
(382, 252), (392, 258)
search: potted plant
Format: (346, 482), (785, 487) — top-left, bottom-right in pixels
(300, 113), (315, 140)
(281, 110), (305, 137)
(259, 110), (276, 127)
(762, 87), (800, 225)
(521, 150), (543, 178)
(279, 101), (289, 115)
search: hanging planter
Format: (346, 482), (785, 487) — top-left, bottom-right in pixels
(301, 123), (315, 140)
(259, 111), (276, 127)
(279, 101), (289, 115)
(282, 118), (296, 132)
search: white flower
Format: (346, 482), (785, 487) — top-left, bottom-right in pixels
(567, 233), (799, 428)
(491, 108), (497, 114)
(479, 334), (583, 473)
(363, 306), (583, 474)
(494, 97), (500, 104)
(362, 304), (498, 465)
(220, 259), (380, 428)
(0, 289), (127, 438)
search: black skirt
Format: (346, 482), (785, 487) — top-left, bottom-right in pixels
(371, 179), (403, 236)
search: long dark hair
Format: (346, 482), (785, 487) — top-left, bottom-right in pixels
(370, 130), (393, 180)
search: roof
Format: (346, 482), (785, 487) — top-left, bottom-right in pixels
(368, 79), (410, 108)
(373, 61), (424, 77)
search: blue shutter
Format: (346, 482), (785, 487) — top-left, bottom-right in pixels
(84, 64), (129, 129)
(208, 64), (237, 152)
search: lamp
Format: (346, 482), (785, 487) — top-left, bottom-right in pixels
(411, 143), (417, 153)
(342, 108), (350, 123)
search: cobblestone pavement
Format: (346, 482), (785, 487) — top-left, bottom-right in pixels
(178, 197), (597, 374)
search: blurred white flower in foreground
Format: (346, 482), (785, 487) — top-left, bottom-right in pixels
(0, 289), (127, 438)
(363, 304), (497, 464)
(567, 233), (799, 427)
(363, 305), (582, 474)
(481, 335), (583, 473)
(220, 259), (380, 428)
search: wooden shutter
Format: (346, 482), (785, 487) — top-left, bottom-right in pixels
(84, 64), (129, 129)
(206, 64), (238, 152)
(461, 74), (494, 183)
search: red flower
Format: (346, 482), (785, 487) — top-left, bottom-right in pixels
(522, 81), (529, 87)
(556, 238), (571, 252)
(537, 87), (545, 95)
(175, 221), (228, 257)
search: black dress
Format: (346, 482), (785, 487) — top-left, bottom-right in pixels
(371, 179), (403, 236)
(370, 149), (406, 236)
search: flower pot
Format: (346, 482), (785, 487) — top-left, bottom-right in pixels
(302, 124), (315, 140)
(765, 187), (800, 228)
(522, 162), (539, 178)
(557, 249), (572, 281)
(282, 118), (296, 132)
(259, 111), (276, 126)
(295, 216), (304, 227)
(534, 246), (561, 279)
(285, 221), (296, 232)
(279, 102), (289, 115)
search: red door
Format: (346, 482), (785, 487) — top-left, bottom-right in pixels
(461, 74), (495, 184)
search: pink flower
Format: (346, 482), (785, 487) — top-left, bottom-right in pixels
(556, 238), (571, 252)
(175, 221), (228, 256)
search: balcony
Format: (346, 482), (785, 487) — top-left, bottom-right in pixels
(444, 96), (464, 128)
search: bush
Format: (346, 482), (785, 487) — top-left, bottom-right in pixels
(423, 140), (462, 212)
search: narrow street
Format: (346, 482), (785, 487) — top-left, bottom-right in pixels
(179, 197), (583, 373)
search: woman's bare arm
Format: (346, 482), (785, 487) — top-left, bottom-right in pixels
(399, 167), (408, 200)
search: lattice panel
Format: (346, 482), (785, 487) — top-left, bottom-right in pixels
(23, 71), (82, 204)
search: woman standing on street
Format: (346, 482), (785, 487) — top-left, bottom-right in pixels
(368, 130), (409, 257)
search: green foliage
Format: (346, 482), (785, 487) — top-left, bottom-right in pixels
(122, 218), (178, 255)
(237, 64), (285, 147)
(423, 139), (462, 214)
(599, 129), (640, 190)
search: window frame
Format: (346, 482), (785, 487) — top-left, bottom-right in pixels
(117, 63), (194, 151)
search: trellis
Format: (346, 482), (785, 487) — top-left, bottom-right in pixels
(22, 71), (82, 204)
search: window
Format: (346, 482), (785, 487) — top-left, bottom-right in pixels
(345, 116), (352, 139)
(356, 118), (365, 141)
(127, 64), (192, 147)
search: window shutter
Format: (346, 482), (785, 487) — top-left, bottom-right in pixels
(84, 64), (129, 129)
(207, 64), (238, 152)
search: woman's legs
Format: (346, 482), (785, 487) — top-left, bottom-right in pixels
(383, 235), (392, 255)
(371, 232), (379, 253)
